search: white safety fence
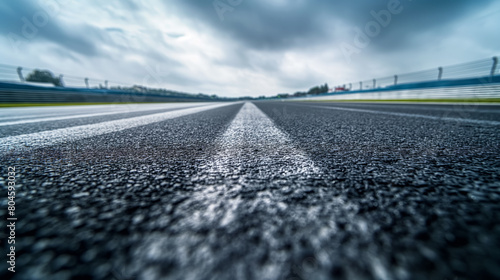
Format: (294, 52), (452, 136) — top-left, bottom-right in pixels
(294, 83), (500, 101)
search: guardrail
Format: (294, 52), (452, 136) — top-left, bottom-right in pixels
(0, 80), (226, 104)
(287, 57), (500, 101)
(0, 63), (133, 89)
(334, 57), (498, 91)
(0, 64), (221, 103)
(0, 82), (213, 103)
(299, 82), (500, 101)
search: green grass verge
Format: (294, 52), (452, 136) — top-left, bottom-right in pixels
(300, 98), (500, 103)
(0, 102), (172, 108)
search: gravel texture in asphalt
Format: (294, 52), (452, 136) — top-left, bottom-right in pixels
(1, 101), (499, 280)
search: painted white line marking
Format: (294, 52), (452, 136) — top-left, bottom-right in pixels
(0, 104), (127, 120)
(0, 104), (207, 125)
(310, 105), (500, 126)
(206, 102), (320, 178)
(186, 102), (322, 233)
(0, 103), (236, 154)
(127, 103), (358, 280)
(0, 113), (67, 122)
(192, 101), (321, 230)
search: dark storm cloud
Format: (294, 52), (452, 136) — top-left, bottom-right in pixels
(0, 0), (103, 56)
(344, 0), (497, 51)
(167, 0), (331, 50)
(167, 0), (494, 52)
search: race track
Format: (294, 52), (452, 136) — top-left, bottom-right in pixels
(1, 101), (499, 280)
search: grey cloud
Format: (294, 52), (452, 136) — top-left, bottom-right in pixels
(167, 1), (330, 51)
(166, 33), (184, 39)
(1, 0), (496, 97)
(130, 61), (204, 88)
(0, 1), (103, 56)
(118, 0), (139, 11)
(100, 0), (144, 23)
(103, 28), (180, 67)
(167, 0), (495, 52)
(346, 0), (497, 51)
(211, 49), (282, 73)
(105, 27), (124, 33)
(164, 0), (497, 94)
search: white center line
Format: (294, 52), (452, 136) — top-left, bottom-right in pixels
(0, 103), (236, 154)
(206, 101), (320, 179)
(130, 102), (351, 280)
(189, 102), (322, 232)
(309, 105), (500, 126)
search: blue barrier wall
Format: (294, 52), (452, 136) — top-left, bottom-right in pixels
(315, 76), (500, 98)
(0, 82), (216, 103)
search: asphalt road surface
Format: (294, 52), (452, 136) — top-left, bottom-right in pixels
(1, 101), (500, 280)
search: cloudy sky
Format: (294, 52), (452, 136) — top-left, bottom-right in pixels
(0, 0), (499, 97)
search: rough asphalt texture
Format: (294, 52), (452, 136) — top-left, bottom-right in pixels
(1, 101), (500, 280)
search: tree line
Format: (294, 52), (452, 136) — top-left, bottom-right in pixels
(272, 83), (329, 99)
